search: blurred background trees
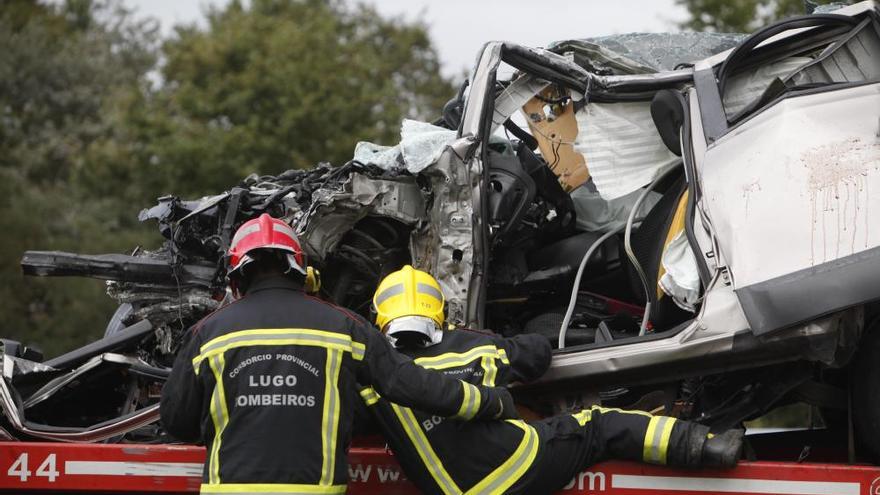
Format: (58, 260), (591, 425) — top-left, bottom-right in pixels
(0, 0), (451, 356)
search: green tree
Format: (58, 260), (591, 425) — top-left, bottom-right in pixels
(676, 0), (847, 32)
(0, 0), (158, 356)
(81, 0), (454, 201)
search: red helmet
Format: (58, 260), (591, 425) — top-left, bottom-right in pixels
(227, 213), (306, 277)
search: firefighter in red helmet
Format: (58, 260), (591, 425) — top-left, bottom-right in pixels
(161, 214), (518, 494)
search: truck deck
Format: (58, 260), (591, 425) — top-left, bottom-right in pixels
(2, 430), (878, 494)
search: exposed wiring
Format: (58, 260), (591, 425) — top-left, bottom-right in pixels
(528, 122), (577, 146)
(558, 226), (624, 349)
(625, 164), (681, 336)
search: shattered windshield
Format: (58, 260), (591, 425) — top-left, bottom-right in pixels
(549, 33), (746, 74)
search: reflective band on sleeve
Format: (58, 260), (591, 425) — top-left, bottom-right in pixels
(464, 420), (539, 495)
(414, 345), (507, 370)
(351, 341), (365, 361)
(390, 404), (461, 495)
(416, 282), (443, 302)
(374, 284), (405, 307)
(572, 409), (593, 426)
(454, 381), (481, 420)
(480, 355), (498, 386)
(496, 348), (509, 364)
(200, 483), (347, 494)
(359, 387), (381, 406)
(643, 416), (677, 465)
(207, 355), (230, 484)
(320, 349), (343, 486)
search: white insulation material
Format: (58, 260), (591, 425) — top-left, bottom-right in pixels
(574, 102), (679, 200)
(659, 230), (700, 312)
(353, 119), (456, 173)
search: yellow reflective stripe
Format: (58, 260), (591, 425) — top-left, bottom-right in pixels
(351, 341), (365, 361)
(590, 405), (653, 418)
(199, 328), (354, 353)
(643, 417), (659, 463)
(464, 420), (539, 495)
(391, 404), (461, 495)
(200, 483), (347, 494)
(497, 348), (509, 364)
(359, 387), (380, 406)
(414, 345), (505, 369)
(320, 349), (343, 485)
(207, 354), (229, 484)
(480, 355), (498, 386)
(572, 409), (593, 426)
(454, 381), (481, 420)
(573, 405), (652, 428)
(192, 328), (357, 369)
(658, 416), (676, 464)
(643, 416), (677, 464)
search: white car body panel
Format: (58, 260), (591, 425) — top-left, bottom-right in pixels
(700, 83), (880, 290)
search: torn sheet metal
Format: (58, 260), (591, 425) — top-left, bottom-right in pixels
(298, 173), (425, 260)
(659, 230), (701, 312)
(573, 101), (680, 200)
(570, 181), (661, 233)
(2, 356), (56, 379)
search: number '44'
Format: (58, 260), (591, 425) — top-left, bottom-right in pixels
(7, 453), (59, 482)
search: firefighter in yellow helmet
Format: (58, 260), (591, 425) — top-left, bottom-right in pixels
(373, 265), (446, 348)
(359, 265), (743, 495)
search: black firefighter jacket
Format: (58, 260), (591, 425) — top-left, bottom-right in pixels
(160, 276), (514, 495)
(356, 329), (552, 495)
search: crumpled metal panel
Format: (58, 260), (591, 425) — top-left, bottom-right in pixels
(410, 138), (479, 327)
(297, 173), (425, 260)
(1, 355), (56, 378)
(550, 33), (746, 74)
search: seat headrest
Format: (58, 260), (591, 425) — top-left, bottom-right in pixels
(650, 89), (685, 157)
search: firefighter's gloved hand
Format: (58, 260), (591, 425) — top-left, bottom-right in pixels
(491, 388), (519, 420)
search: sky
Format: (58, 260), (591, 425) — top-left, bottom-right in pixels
(123, 0), (689, 77)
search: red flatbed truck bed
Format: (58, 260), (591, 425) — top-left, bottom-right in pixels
(1, 434), (879, 495)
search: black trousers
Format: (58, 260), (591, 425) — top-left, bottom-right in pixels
(512, 407), (702, 495)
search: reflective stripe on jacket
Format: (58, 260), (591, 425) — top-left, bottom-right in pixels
(358, 330), (552, 495)
(161, 276), (511, 494)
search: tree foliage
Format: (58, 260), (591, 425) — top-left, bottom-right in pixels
(82, 0), (453, 201)
(0, 0), (158, 356)
(676, 0), (846, 32)
(0, 0), (453, 356)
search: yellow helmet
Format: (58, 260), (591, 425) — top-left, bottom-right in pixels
(373, 265), (445, 333)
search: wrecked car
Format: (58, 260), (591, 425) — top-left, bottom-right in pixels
(5, 0), (880, 463)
